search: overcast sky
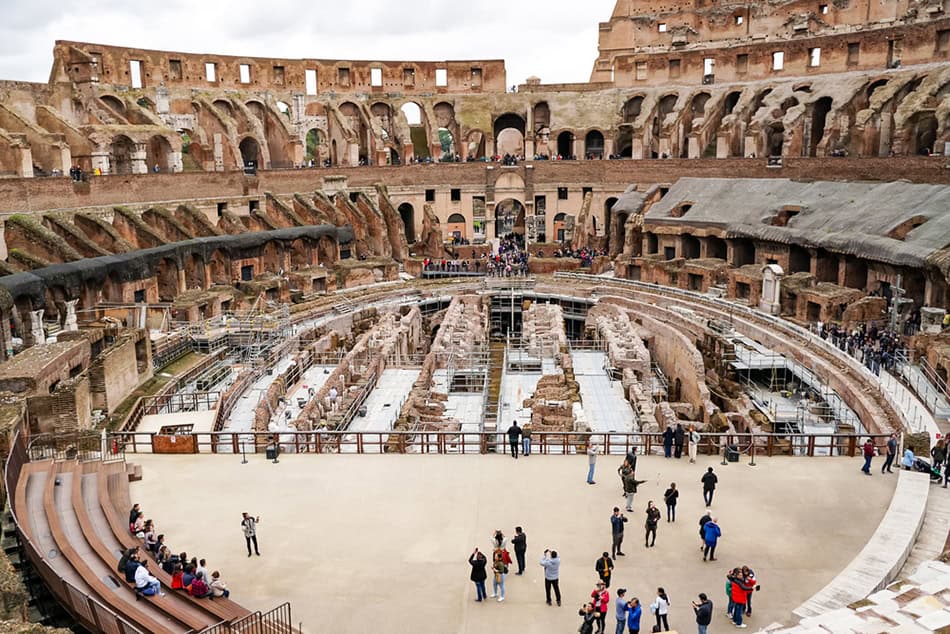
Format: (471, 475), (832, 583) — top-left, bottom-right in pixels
(0, 0), (618, 86)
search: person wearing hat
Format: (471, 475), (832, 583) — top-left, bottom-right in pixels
(692, 592), (713, 634)
(614, 588), (628, 634)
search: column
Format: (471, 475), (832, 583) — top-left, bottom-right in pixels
(29, 310), (45, 346)
(64, 300), (79, 332)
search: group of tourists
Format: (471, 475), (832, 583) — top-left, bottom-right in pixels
(468, 528), (531, 604)
(661, 423), (703, 462)
(122, 503), (231, 600)
(816, 321), (903, 375)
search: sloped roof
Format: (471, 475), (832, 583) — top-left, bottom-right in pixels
(645, 178), (950, 267)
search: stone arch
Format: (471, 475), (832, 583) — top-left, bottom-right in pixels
(494, 172), (525, 191)
(339, 101), (370, 163)
(494, 198), (525, 237)
(723, 91), (741, 116)
(398, 203), (416, 243)
(290, 238), (311, 270)
(810, 96), (833, 156)
(623, 96), (644, 123)
(245, 100), (266, 121)
(533, 102), (551, 131)
(100, 95), (126, 115)
(305, 128), (325, 164)
(464, 129), (486, 160)
(911, 112), (938, 155)
(275, 101), (291, 119)
(556, 131), (575, 158)
(239, 136), (261, 168)
(691, 92), (711, 117)
(212, 99), (234, 118)
(585, 130), (605, 158)
(493, 112), (526, 156)
(400, 102), (429, 159)
(184, 252), (206, 290)
(433, 102), (459, 157)
(111, 134), (136, 175)
(156, 257), (180, 302)
(145, 135), (174, 171)
(553, 212), (568, 242)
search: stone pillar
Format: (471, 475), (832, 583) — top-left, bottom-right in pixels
(130, 143), (148, 174)
(687, 136), (700, 158)
(759, 265), (784, 315)
(715, 135), (730, 158)
(15, 146), (33, 178)
(486, 136), (495, 158)
(604, 138), (615, 158)
(135, 303), (147, 329)
(30, 310), (45, 346)
(155, 87), (170, 114)
(58, 144), (72, 174)
(879, 112), (893, 157)
(573, 138), (583, 159)
(169, 150), (183, 173)
(64, 300), (79, 332)
(630, 138), (644, 160)
(525, 138), (535, 159)
(744, 134), (758, 157)
(658, 137), (672, 158)
(91, 150), (110, 175)
(213, 133), (225, 171)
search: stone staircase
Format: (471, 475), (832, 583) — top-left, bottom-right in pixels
(900, 483), (950, 578)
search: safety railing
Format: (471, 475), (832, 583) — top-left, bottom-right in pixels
(108, 430), (892, 458)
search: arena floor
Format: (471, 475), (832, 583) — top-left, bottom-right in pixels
(129, 452), (896, 633)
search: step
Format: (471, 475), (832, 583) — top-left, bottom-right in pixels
(900, 482), (950, 576)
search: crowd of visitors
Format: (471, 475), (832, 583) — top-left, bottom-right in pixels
(816, 321), (903, 375)
(121, 503), (232, 600)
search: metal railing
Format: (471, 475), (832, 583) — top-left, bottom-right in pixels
(108, 429), (892, 458)
(199, 602), (295, 634)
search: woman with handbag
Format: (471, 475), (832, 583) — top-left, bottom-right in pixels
(652, 587), (671, 631)
(491, 550), (507, 602)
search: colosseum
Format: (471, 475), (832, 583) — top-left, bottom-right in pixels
(0, 0), (949, 632)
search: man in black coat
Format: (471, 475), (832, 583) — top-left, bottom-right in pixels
(512, 526), (527, 575)
(469, 549), (488, 602)
(693, 592), (713, 634)
(507, 421), (522, 458)
(701, 467), (718, 507)
(673, 424), (685, 459)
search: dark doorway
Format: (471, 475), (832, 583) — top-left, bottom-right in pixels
(398, 203), (416, 243)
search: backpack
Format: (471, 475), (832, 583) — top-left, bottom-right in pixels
(501, 549), (512, 566)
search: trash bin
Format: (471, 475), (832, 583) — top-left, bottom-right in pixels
(265, 443), (279, 460)
(726, 447), (740, 462)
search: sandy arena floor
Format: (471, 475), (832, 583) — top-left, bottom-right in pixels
(129, 452), (896, 633)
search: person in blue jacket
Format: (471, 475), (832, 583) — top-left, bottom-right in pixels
(626, 596), (642, 633)
(702, 516), (721, 562)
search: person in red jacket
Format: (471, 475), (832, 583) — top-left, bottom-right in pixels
(727, 570), (754, 628)
(861, 438), (875, 475)
(589, 582), (609, 634)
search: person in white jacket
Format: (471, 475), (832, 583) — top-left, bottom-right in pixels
(134, 560), (163, 597)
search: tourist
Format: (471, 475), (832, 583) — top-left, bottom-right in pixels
(588, 441), (599, 484)
(117, 547), (138, 575)
(620, 463), (646, 512)
(522, 423), (532, 456)
(742, 565), (758, 616)
(943, 459), (949, 488)
(674, 424), (685, 459)
(931, 439), (946, 470)
(190, 571), (212, 598)
(128, 503), (141, 530)
(610, 507), (628, 559)
(210, 571), (230, 599)
(663, 483), (679, 522)
(156, 545), (171, 566)
(490, 529), (507, 551)
(578, 602), (599, 634)
(132, 512), (146, 538)
(702, 516), (721, 561)
(626, 597), (642, 634)
(595, 551), (614, 588)
(144, 522), (158, 553)
(328, 386), (338, 411)
(662, 425), (675, 458)
(196, 558), (210, 586)
(182, 565), (196, 591)
(698, 511), (712, 551)
(688, 425), (700, 463)
(652, 587), (671, 631)
(725, 567), (738, 617)
(701, 467), (718, 507)
(882, 433), (898, 474)
(506, 421), (522, 458)
(613, 589), (628, 634)
(241, 512), (261, 557)
(512, 526), (527, 575)
(468, 548), (488, 602)
(590, 581), (609, 633)
(540, 549), (561, 606)
(134, 560), (163, 597)
(861, 437), (875, 475)
(727, 568), (754, 628)
(124, 554), (141, 583)
(170, 563), (184, 590)
(902, 447), (916, 470)
(644, 501), (660, 547)
(692, 593), (712, 634)
(490, 550), (506, 602)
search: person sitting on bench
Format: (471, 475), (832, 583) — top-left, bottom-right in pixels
(134, 560), (163, 597)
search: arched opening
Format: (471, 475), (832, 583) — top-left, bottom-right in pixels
(616, 130), (633, 158)
(290, 238), (311, 270)
(246, 101), (266, 122)
(110, 135), (136, 175)
(305, 128), (324, 165)
(495, 199), (526, 237)
(691, 93), (711, 117)
(867, 79), (889, 102)
(331, 139), (338, 166)
(750, 89), (773, 117)
(156, 258), (180, 302)
(724, 91), (741, 115)
(437, 128), (455, 157)
(339, 102), (369, 164)
(557, 131), (575, 158)
(553, 212), (568, 242)
(493, 113), (526, 157)
(100, 95), (126, 115)
(398, 203), (416, 243)
(789, 245), (810, 273)
(780, 97), (799, 115)
(810, 97), (833, 157)
(146, 135), (173, 172)
(533, 102), (551, 131)
(913, 113), (938, 155)
(371, 102), (394, 144)
(184, 253), (206, 290)
(707, 236), (727, 260)
(239, 137), (260, 169)
(446, 213), (466, 242)
(767, 124), (785, 157)
(585, 130), (605, 159)
(317, 235), (339, 266)
(212, 99), (234, 118)
(276, 101), (291, 119)
(682, 234), (700, 259)
(401, 102), (429, 159)
(464, 130), (486, 160)
(623, 97), (644, 123)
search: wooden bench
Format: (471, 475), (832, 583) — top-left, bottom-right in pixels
(70, 461), (213, 630)
(98, 464), (251, 624)
(42, 460), (190, 633)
